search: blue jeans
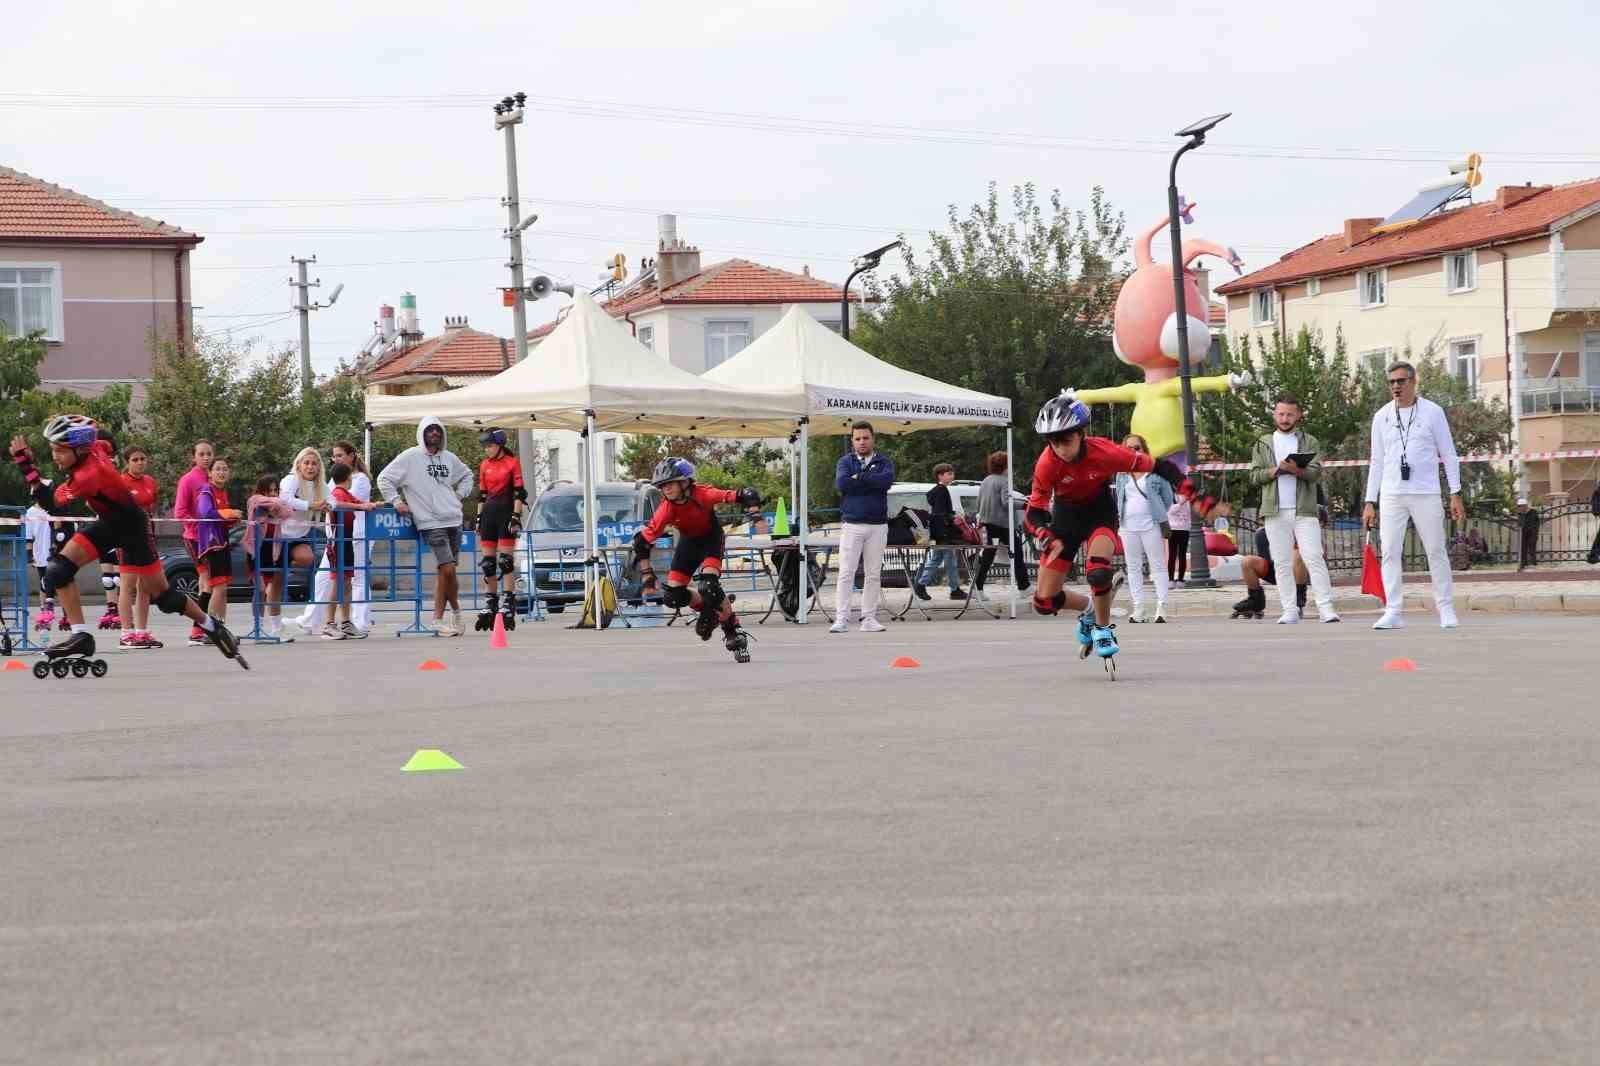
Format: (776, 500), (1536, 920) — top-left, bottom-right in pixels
(916, 545), (962, 591)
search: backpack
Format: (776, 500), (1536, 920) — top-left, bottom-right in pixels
(572, 570), (617, 630)
(772, 547), (821, 621)
(951, 513), (983, 546)
(887, 506), (929, 546)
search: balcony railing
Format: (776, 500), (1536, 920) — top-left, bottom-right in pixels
(1520, 379), (1600, 416)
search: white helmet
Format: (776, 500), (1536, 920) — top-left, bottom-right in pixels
(1034, 390), (1090, 437)
(42, 414), (98, 449)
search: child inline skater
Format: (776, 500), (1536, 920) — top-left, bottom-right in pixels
(473, 428), (527, 632)
(629, 457), (763, 663)
(118, 444), (161, 648)
(1025, 391), (1209, 678)
(9, 416), (248, 675)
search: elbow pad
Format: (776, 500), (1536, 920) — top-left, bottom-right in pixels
(513, 485), (528, 504)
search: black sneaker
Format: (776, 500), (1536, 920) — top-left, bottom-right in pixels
(912, 583), (931, 601)
(949, 588), (968, 600)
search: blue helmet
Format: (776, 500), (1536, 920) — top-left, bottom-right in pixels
(479, 427), (508, 448)
(43, 414), (98, 449)
(651, 456), (695, 487)
(1034, 390), (1090, 437)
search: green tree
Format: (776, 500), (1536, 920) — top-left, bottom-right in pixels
(618, 433), (791, 511)
(828, 182), (1132, 512)
(0, 328), (48, 505)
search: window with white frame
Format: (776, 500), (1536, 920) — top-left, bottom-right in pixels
(1448, 338), (1480, 398)
(637, 324), (654, 351)
(1360, 347), (1394, 376)
(1446, 251), (1477, 294)
(1359, 267), (1387, 308)
(1251, 289), (1276, 326)
(0, 265), (62, 341)
(704, 319), (752, 370)
(1306, 277), (1321, 297)
(1584, 332), (1600, 385)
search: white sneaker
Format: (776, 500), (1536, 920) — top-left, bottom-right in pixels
(320, 623), (345, 641)
(1127, 606), (1147, 624)
(1439, 607), (1459, 629)
(435, 617), (461, 637)
(451, 609), (464, 635)
(1372, 611), (1405, 630)
(829, 620), (849, 634)
(860, 618), (886, 633)
(1154, 602), (1168, 623)
(1319, 607), (1342, 624)
(1276, 609), (1301, 625)
(971, 588), (990, 605)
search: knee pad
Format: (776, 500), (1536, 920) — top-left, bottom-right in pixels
(1032, 590), (1067, 616)
(497, 552), (515, 577)
(101, 574), (117, 591)
(41, 555), (79, 597)
(480, 555), (499, 583)
(155, 586), (189, 615)
(697, 573), (726, 614)
(1086, 554), (1116, 594)
(662, 584), (693, 609)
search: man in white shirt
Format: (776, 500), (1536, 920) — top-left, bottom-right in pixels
(1362, 361), (1465, 630)
(1247, 396), (1337, 624)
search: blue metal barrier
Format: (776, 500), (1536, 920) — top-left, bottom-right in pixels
(1, 504), (43, 651)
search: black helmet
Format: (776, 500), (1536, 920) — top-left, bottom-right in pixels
(651, 456), (695, 487)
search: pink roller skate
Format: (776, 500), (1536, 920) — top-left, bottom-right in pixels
(98, 604), (121, 630)
(34, 603), (55, 631)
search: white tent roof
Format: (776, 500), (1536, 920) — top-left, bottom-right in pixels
(363, 291), (798, 436)
(702, 306), (1011, 435)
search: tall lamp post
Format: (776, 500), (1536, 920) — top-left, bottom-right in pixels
(841, 240), (901, 340)
(1168, 112), (1230, 588)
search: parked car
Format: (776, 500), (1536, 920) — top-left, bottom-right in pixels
(521, 480), (664, 610)
(159, 525), (309, 604)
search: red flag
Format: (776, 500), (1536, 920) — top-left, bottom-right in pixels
(1361, 534), (1386, 604)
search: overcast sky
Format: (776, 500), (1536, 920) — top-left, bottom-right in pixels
(6, 0), (1599, 372)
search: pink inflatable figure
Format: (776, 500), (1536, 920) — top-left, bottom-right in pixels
(1075, 207), (1250, 470)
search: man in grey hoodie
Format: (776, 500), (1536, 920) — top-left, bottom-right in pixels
(377, 417), (475, 635)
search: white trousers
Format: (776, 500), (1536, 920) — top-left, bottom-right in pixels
(1119, 525), (1169, 608)
(834, 522), (887, 623)
(1378, 494), (1454, 614)
(1264, 513), (1333, 612)
(295, 548), (372, 631)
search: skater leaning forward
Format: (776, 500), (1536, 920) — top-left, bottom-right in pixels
(473, 428), (527, 633)
(1025, 391), (1209, 674)
(9, 416), (249, 675)
(630, 457), (763, 663)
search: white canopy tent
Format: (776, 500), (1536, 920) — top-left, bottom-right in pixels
(364, 292), (798, 625)
(703, 306), (1015, 620)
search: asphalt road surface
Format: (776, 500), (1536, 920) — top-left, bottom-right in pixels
(3, 610), (1596, 1065)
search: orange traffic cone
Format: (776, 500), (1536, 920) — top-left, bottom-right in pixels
(891, 656), (921, 668)
(1383, 658), (1417, 672)
(490, 611), (509, 649)
(418, 659), (448, 671)
(3, 659), (26, 671)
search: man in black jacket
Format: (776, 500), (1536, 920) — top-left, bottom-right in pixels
(913, 463), (967, 601)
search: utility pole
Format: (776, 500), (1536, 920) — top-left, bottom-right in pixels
(495, 92), (540, 490)
(288, 255), (343, 398)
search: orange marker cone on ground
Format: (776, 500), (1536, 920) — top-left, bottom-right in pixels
(490, 611), (509, 648)
(418, 659), (448, 671)
(3, 660), (26, 671)
(891, 656), (921, 668)
(1383, 658), (1417, 672)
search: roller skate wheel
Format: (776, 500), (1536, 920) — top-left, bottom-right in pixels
(32, 660), (50, 679)
(90, 659), (108, 678)
(51, 659), (70, 678)
(1103, 656), (1117, 680)
(70, 659), (89, 678)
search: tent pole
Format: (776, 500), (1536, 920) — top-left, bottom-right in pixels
(585, 412), (599, 633)
(1006, 426), (1017, 620)
(797, 419), (809, 624)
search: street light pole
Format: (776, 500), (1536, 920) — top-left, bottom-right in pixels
(495, 92), (539, 491)
(1167, 112), (1230, 588)
(841, 240), (901, 340)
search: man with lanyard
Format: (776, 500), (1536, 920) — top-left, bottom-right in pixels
(1362, 360), (1464, 630)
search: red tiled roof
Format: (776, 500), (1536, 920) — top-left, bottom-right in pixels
(1216, 177), (1600, 295)
(1208, 301), (1226, 327)
(365, 327), (511, 382)
(589, 258), (853, 320)
(0, 165), (201, 244)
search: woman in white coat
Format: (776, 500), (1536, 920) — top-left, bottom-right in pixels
(1114, 434), (1176, 623)
(278, 447), (328, 637)
(296, 441), (374, 637)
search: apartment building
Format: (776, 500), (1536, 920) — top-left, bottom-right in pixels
(1219, 178), (1600, 501)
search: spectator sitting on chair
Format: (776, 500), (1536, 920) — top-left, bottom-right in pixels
(913, 462), (967, 602)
